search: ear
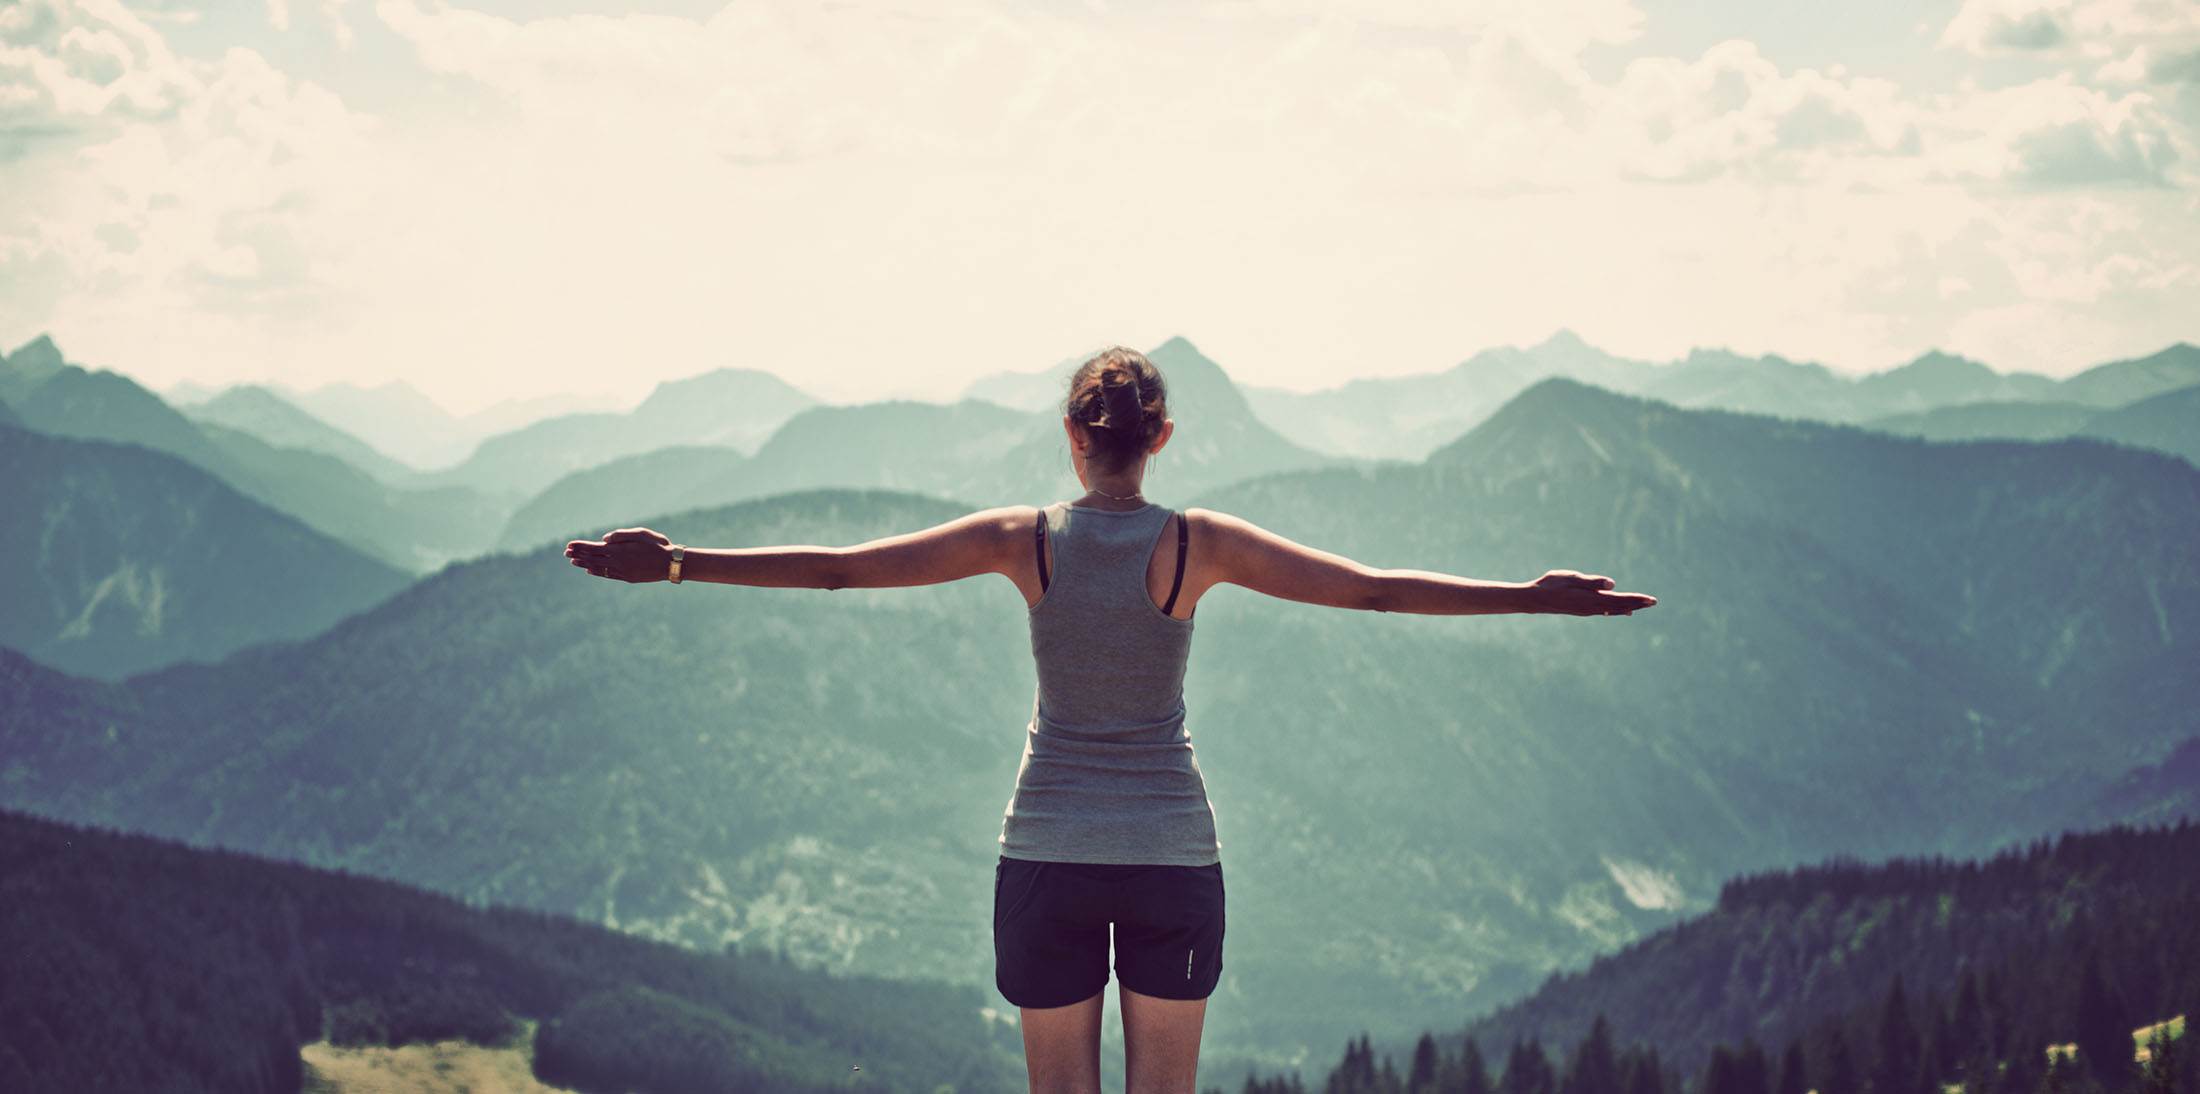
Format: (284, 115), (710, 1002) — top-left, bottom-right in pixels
(1062, 415), (1089, 456)
(1148, 419), (1175, 456)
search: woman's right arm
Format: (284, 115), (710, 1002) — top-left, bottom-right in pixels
(1193, 509), (1655, 617)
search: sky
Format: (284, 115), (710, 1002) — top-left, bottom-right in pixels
(3, 0), (2197, 414)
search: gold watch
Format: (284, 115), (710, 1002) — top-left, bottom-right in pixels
(668, 544), (685, 583)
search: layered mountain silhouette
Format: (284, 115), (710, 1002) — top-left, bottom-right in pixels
(1239, 333), (2199, 462)
(1870, 381), (2200, 468)
(2, 340), (506, 572)
(5, 378), (2192, 1058)
(0, 424), (411, 679)
(181, 384), (416, 484)
(497, 338), (1332, 550)
(426, 368), (819, 497)
(257, 379), (616, 473)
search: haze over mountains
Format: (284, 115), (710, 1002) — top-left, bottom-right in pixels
(2, 329), (2196, 1064)
(1242, 331), (2200, 463)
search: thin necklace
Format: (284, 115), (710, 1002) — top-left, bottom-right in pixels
(1089, 486), (1143, 501)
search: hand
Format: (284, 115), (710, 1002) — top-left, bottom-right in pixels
(564, 527), (674, 583)
(1531, 569), (1656, 617)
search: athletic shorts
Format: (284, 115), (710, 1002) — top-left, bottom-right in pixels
(992, 856), (1225, 1010)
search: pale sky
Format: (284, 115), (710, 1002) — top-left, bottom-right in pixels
(3, 0), (2196, 413)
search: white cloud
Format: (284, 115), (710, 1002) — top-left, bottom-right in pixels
(1941, 0), (2075, 53)
(1945, 0), (2200, 79)
(0, 0), (198, 148)
(1586, 41), (1920, 185)
(1933, 76), (2183, 186)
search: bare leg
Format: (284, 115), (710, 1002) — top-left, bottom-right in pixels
(1121, 985), (1207, 1094)
(1020, 991), (1104, 1094)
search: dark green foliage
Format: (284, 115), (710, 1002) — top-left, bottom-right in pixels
(1561, 1018), (1622, 1094)
(0, 810), (1018, 1093)
(1777, 1041), (1808, 1094)
(1500, 1039), (1558, 1094)
(1875, 978), (1922, 1094)
(1289, 824), (2197, 1094)
(2138, 1023), (2182, 1094)
(2073, 953), (2135, 1091)
(1455, 825), (2200, 1079)
(1463, 1036), (1497, 1094)
(1413, 1033), (1444, 1094)
(532, 985), (837, 1094)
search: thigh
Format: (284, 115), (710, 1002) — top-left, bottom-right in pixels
(1121, 986), (1208, 1094)
(1020, 990), (1105, 1094)
(1110, 864), (1224, 1001)
(994, 858), (1112, 1010)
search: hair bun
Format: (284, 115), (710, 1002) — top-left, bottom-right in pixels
(1097, 367), (1142, 432)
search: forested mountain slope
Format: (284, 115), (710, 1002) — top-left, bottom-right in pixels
(0, 424), (412, 680)
(0, 809), (1020, 1094)
(1257, 824), (2199, 1094)
(3, 349), (505, 572)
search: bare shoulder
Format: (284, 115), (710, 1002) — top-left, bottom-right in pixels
(945, 505), (1042, 548)
(1182, 508), (1282, 550)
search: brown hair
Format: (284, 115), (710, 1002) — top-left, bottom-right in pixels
(1065, 346), (1168, 472)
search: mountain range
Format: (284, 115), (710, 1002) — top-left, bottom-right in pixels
(0, 423), (413, 680)
(4, 375), (2193, 1065)
(495, 337), (1333, 551)
(420, 367), (820, 498)
(1241, 332), (2200, 463)
(1, 340), (504, 573)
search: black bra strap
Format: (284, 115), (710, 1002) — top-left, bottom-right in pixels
(1161, 511), (1188, 616)
(1034, 510), (1050, 592)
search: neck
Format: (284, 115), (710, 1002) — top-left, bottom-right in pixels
(1078, 466), (1146, 505)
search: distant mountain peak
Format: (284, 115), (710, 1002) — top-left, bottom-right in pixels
(1150, 334), (1201, 358)
(5, 333), (67, 381)
(1894, 349), (1991, 376)
(1537, 328), (1590, 351)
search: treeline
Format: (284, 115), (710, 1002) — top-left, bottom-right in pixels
(0, 809), (1020, 1093)
(1236, 823), (2198, 1094)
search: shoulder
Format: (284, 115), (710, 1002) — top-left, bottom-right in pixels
(957, 505), (1044, 540)
(1180, 507), (1257, 542)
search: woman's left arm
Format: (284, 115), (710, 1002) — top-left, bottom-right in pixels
(564, 507), (1030, 590)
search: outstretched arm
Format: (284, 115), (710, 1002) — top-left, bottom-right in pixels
(1194, 509), (1654, 617)
(563, 507), (1033, 591)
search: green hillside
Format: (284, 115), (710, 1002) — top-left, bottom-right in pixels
(1253, 823), (2199, 1094)
(0, 424), (413, 680)
(0, 809), (1020, 1093)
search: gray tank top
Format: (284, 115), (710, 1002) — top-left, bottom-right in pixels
(998, 502), (1220, 866)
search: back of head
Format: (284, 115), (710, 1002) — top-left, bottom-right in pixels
(1065, 347), (1168, 473)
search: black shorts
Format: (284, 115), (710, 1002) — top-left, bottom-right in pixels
(992, 856), (1225, 1010)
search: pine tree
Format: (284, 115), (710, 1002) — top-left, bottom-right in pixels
(1778, 1041), (1809, 1094)
(2071, 953), (2133, 1094)
(2137, 1025), (2179, 1094)
(1621, 1047), (1666, 1094)
(1501, 1038), (1557, 1094)
(1878, 976), (1924, 1094)
(1563, 1017), (1622, 1094)
(1455, 1035), (1494, 1094)
(1825, 1027), (1862, 1094)
(1410, 1033), (1441, 1094)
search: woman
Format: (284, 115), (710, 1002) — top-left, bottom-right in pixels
(565, 346), (1655, 1094)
